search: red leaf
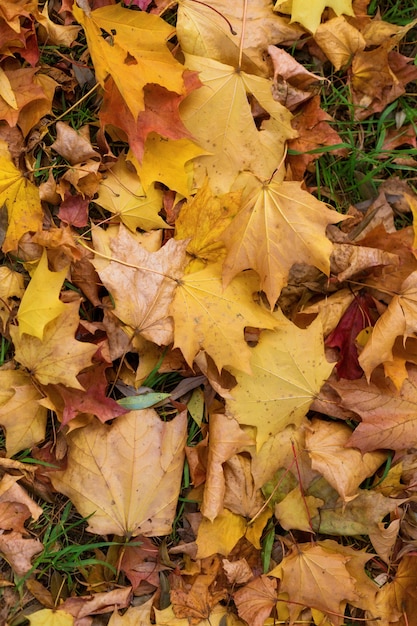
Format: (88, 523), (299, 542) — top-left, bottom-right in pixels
(325, 293), (377, 379)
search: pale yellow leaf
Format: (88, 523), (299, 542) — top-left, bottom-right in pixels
(225, 312), (334, 449)
(17, 250), (67, 340)
(51, 409), (187, 536)
(95, 154), (167, 232)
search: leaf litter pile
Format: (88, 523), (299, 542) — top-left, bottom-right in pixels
(1, 0), (417, 624)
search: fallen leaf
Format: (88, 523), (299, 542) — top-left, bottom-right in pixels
(154, 603), (229, 626)
(11, 300), (97, 389)
(170, 263), (277, 373)
(287, 95), (349, 180)
(234, 576), (277, 626)
(196, 509), (247, 558)
(130, 134), (205, 197)
(269, 540), (360, 622)
(94, 225), (188, 346)
(175, 178), (240, 269)
(305, 418), (387, 500)
(100, 71), (201, 163)
(225, 313), (334, 449)
(179, 54), (296, 194)
(359, 270), (417, 380)
(0, 530), (43, 576)
(108, 598), (153, 626)
(94, 154), (167, 232)
(73, 2), (186, 119)
(0, 369), (47, 456)
(275, 0), (354, 33)
(275, 486), (323, 532)
(315, 16), (365, 70)
(177, 0), (304, 75)
(17, 250), (67, 340)
(47, 363), (128, 425)
(329, 366), (417, 453)
(367, 555), (417, 626)
(325, 292), (377, 379)
(0, 139), (44, 253)
(50, 122), (100, 166)
(27, 608), (74, 626)
(201, 413), (255, 521)
(51, 409), (187, 536)
(316, 488), (404, 539)
(221, 176), (348, 308)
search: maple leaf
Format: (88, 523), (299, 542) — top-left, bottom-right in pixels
(0, 370), (47, 457)
(175, 178), (241, 270)
(316, 488), (404, 543)
(51, 409), (187, 537)
(46, 363), (128, 425)
(314, 16), (366, 70)
(50, 122), (100, 166)
(170, 263), (277, 374)
(194, 510), (246, 559)
(94, 154), (167, 232)
(100, 71), (201, 163)
(225, 313), (334, 449)
(269, 540), (360, 622)
(305, 418), (387, 501)
(179, 53), (296, 194)
(234, 576), (277, 626)
(94, 225), (188, 346)
(0, 68), (56, 137)
(221, 176), (348, 308)
(27, 609), (74, 626)
(108, 600), (153, 626)
(275, 0), (355, 33)
(0, 530), (43, 577)
(177, 0), (304, 75)
(325, 292), (377, 379)
(359, 270), (417, 380)
(0, 140), (43, 253)
(154, 604), (229, 626)
(11, 301), (97, 389)
(329, 366), (417, 453)
(17, 250), (67, 340)
(129, 134), (205, 197)
(368, 555), (417, 626)
(287, 95), (348, 180)
(202, 412), (255, 521)
(72, 3), (186, 120)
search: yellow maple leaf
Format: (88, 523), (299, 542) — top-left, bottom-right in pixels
(175, 178), (241, 270)
(177, 0), (304, 76)
(275, 0), (354, 33)
(269, 540), (360, 622)
(17, 250), (67, 340)
(130, 134), (205, 197)
(170, 263), (277, 373)
(11, 301), (97, 389)
(50, 409), (187, 536)
(27, 609), (74, 626)
(225, 312), (334, 449)
(94, 154), (167, 232)
(0, 370), (47, 457)
(179, 54), (296, 194)
(196, 509), (247, 558)
(72, 3), (186, 119)
(0, 140), (43, 253)
(222, 176), (348, 308)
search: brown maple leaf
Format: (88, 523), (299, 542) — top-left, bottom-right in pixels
(234, 575), (277, 626)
